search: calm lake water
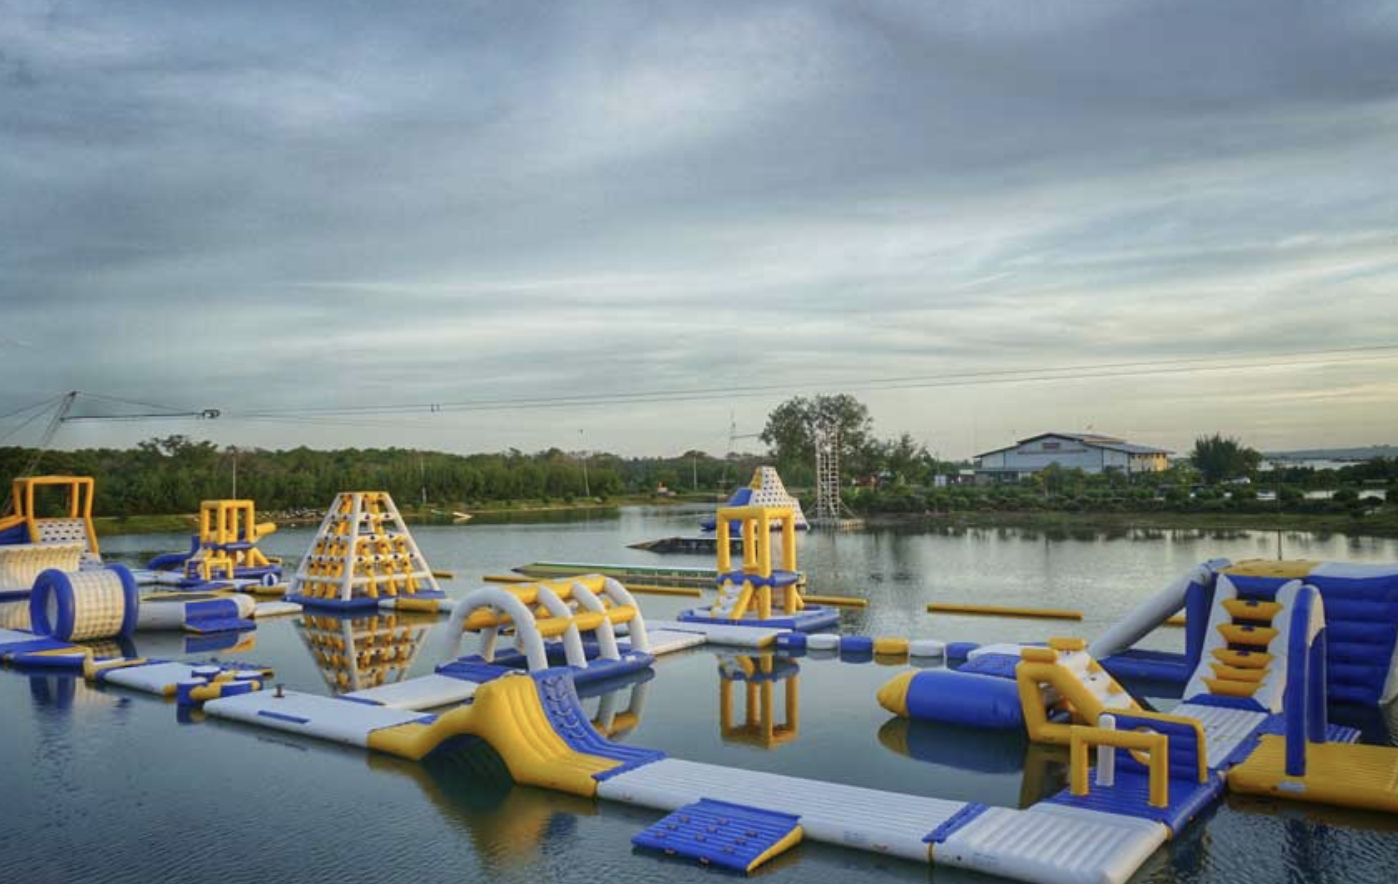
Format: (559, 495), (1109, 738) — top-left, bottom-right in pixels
(3, 506), (1397, 884)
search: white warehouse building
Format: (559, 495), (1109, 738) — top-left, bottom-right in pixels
(974, 432), (1171, 483)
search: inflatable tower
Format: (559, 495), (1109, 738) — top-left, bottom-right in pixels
(702, 467), (809, 532)
(680, 504), (837, 630)
(287, 491), (445, 610)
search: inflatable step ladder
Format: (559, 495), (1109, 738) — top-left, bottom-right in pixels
(632, 798), (803, 873)
(1202, 598), (1282, 700)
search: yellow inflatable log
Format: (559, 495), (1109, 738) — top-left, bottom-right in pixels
(927, 603), (1083, 621)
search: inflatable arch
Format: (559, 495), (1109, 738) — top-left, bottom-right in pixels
(443, 576), (651, 674)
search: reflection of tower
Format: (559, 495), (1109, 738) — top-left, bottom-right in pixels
(718, 654), (799, 748)
(298, 611), (431, 693)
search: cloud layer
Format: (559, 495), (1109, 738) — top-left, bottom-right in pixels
(2, 0), (1396, 456)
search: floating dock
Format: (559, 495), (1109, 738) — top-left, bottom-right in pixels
(514, 561), (718, 589)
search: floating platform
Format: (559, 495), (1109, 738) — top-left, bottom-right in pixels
(1229, 736), (1398, 814)
(628, 536), (740, 555)
(514, 561), (718, 589)
(677, 605), (840, 633)
(645, 619), (788, 649)
(632, 798), (803, 873)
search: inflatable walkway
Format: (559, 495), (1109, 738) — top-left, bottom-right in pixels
(203, 662), (1167, 884)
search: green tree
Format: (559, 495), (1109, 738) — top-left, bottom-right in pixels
(760, 394), (873, 475)
(1190, 434), (1262, 484)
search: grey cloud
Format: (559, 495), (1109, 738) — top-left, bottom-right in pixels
(1, 0), (1395, 456)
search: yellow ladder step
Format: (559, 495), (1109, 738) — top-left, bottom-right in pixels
(1212, 648), (1272, 669)
(1218, 623), (1278, 647)
(1203, 677), (1261, 698)
(1222, 598), (1282, 621)
(1211, 663), (1266, 683)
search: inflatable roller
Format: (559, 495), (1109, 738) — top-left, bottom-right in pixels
(877, 668), (1025, 730)
(29, 565), (139, 642)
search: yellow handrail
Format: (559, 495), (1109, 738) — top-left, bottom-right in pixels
(1069, 724), (1170, 808)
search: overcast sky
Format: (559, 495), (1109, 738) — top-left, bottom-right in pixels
(2, 0), (1396, 459)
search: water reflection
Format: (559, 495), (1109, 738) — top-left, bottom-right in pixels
(717, 654), (800, 749)
(297, 611), (433, 693)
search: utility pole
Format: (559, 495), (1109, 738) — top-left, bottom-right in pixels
(579, 429), (590, 498)
(419, 451), (428, 507)
(692, 452), (699, 492)
(231, 446), (238, 499)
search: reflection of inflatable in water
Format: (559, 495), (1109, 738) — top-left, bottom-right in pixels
(298, 610), (433, 694)
(358, 672), (653, 869)
(367, 745), (597, 869)
(876, 716), (1027, 774)
(718, 654), (800, 749)
(877, 718), (1067, 809)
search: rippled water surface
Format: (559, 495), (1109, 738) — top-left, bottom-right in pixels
(4, 507), (1398, 884)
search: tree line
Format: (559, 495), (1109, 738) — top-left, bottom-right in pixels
(0, 436), (769, 516)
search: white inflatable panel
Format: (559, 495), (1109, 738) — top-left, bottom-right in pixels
(206, 689), (430, 747)
(345, 674), (479, 710)
(937, 804), (1168, 884)
(805, 633), (840, 651)
(253, 601), (303, 618)
(643, 619), (785, 648)
(1172, 701), (1269, 768)
(1309, 561), (1398, 580)
(621, 628), (707, 656)
(598, 758), (965, 862)
(908, 639), (946, 657)
(100, 662), (221, 696)
(967, 642), (1029, 660)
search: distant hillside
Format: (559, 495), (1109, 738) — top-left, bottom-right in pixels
(1265, 445), (1398, 462)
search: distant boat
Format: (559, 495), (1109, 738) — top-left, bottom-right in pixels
(430, 509), (474, 523)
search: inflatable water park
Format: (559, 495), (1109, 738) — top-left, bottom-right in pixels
(3, 475), (1398, 884)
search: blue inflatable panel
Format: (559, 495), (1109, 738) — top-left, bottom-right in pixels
(530, 671), (664, 778)
(839, 635), (873, 654)
(924, 802), (990, 843)
(184, 617), (255, 635)
(632, 798), (801, 873)
(1100, 648), (1193, 684)
(1046, 772), (1224, 833)
(945, 642), (979, 662)
(775, 632), (806, 650)
(677, 606), (839, 632)
(903, 669), (1026, 729)
(0, 522), (28, 545)
(463, 642), (656, 687)
(146, 535), (199, 571)
(956, 652), (1021, 680)
(434, 660), (512, 684)
(0, 635), (73, 659)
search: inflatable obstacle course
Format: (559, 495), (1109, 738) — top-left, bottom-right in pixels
(679, 504), (837, 632)
(0, 476), (102, 598)
(1094, 559), (1398, 706)
(287, 492), (445, 610)
(146, 499), (282, 586)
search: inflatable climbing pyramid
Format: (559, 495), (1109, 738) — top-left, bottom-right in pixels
(703, 467), (809, 531)
(288, 492), (444, 610)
